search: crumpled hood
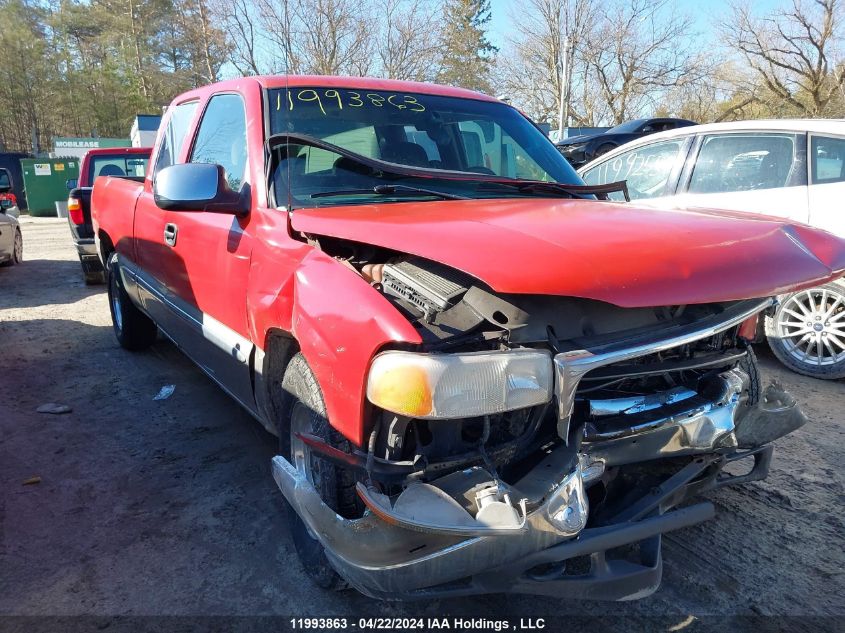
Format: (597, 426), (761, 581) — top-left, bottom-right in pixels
(290, 198), (845, 307)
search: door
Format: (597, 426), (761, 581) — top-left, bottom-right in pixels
(133, 99), (200, 343)
(154, 92), (255, 410)
(807, 134), (845, 238)
(673, 132), (809, 222)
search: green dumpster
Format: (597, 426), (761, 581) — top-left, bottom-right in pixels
(20, 158), (80, 217)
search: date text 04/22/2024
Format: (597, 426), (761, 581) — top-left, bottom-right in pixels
(289, 618), (547, 630)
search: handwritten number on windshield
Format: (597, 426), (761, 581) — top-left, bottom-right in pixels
(279, 89), (425, 113)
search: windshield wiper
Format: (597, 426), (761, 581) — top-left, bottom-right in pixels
(311, 184), (468, 201)
(478, 180), (630, 201)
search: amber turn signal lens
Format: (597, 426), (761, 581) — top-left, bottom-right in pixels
(367, 363), (433, 418)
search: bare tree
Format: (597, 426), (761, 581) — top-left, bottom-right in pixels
(257, 0), (374, 75)
(210, 0), (269, 75)
(722, 0), (844, 117)
(580, 0), (704, 124)
(376, 0), (442, 81)
(496, 0), (597, 125)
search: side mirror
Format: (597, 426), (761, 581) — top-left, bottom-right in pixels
(153, 163), (248, 216)
(66, 179), (78, 191)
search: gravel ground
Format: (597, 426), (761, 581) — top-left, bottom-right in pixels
(1, 218), (843, 631)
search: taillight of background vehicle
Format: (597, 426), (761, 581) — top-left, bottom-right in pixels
(0, 192), (16, 205)
(67, 197), (84, 225)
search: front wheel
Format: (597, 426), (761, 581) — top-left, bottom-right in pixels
(280, 353), (360, 590)
(107, 252), (157, 351)
(593, 143), (616, 159)
(765, 281), (845, 380)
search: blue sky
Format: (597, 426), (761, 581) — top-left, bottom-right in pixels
(486, 0), (783, 49)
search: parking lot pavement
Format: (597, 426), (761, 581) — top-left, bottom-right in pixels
(1, 218), (843, 627)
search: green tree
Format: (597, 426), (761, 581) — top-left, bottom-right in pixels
(436, 0), (497, 93)
(0, 0), (59, 152)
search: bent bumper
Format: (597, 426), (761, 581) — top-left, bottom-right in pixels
(272, 440), (777, 600)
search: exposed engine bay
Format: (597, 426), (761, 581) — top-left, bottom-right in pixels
(280, 233), (808, 598)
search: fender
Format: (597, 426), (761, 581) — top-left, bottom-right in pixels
(248, 228), (422, 447)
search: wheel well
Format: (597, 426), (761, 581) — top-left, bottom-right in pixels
(98, 230), (115, 269)
(263, 330), (300, 435)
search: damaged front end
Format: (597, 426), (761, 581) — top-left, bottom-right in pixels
(273, 251), (807, 600)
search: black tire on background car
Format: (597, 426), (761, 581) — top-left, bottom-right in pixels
(83, 260), (106, 285)
(593, 143), (616, 158)
(107, 252), (157, 351)
(280, 353), (361, 591)
(1, 229), (22, 266)
(84, 270), (107, 285)
(12, 229), (22, 264)
(765, 280), (845, 380)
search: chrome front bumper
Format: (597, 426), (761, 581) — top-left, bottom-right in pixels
(271, 383), (802, 599)
(554, 298), (773, 440)
(272, 297), (807, 598)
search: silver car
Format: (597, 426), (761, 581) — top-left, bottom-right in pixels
(0, 168), (22, 266)
(579, 119), (845, 380)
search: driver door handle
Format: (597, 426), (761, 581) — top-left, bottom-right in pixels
(164, 223), (178, 247)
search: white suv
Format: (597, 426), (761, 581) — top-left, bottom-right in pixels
(580, 119), (845, 379)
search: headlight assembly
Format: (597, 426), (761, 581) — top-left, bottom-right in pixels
(366, 349), (553, 419)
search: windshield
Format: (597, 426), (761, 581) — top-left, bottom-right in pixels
(268, 87), (583, 207)
(606, 120), (646, 134)
(88, 155), (149, 185)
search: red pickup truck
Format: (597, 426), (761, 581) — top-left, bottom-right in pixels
(91, 76), (845, 600)
(67, 147), (151, 283)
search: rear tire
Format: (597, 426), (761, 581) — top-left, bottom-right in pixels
(765, 281), (845, 380)
(12, 229), (22, 264)
(1, 229), (22, 266)
(84, 270), (106, 285)
(280, 353), (359, 591)
(107, 252), (157, 351)
(82, 258), (106, 285)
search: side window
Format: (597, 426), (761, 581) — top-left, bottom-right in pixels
(0, 169), (11, 189)
(190, 94), (248, 191)
(154, 101), (198, 178)
(811, 135), (845, 184)
(688, 133), (798, 194)
(581, 139), (685, 201)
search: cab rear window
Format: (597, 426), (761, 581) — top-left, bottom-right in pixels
(88, 156), (149, 185)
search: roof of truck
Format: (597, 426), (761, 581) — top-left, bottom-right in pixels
(252, 75), (499, 103)
(83, 147), (152, 158)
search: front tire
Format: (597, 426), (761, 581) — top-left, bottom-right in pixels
(593, 143), (616, 159)
(280, 353), (359, 590)
(765, 281), (845, 380)
(107, 252), (157, 351)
